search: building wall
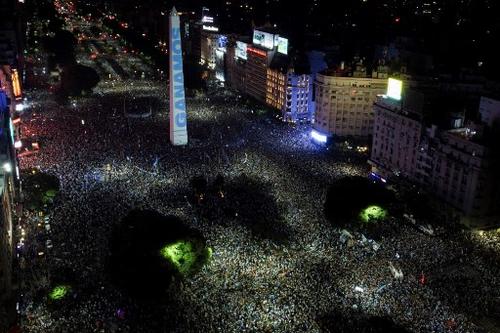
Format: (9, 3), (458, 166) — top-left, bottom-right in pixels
(370, 95), (498, 216)
(225, 44), (246, 92)
(284, 73), (312, 122)
(266, 69), (285, 112)
(314, 75), (386, 137)
(370, 97), (422, 179)
(200, 31), (219, 69)
(245, 47), (269, 103)
(479, 96), (500, 127)
(418, 130), (494, 216)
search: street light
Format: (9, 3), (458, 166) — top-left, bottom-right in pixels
(3, 162), (12, 173)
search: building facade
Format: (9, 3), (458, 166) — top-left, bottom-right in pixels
(224, 29), (314, 123)
(266, 68), (312, 122)
(370, 85), (500, 216)
(314, 73), (387, 137)
(417, 127), (496, 216)
(370, 95), (423, 179)
(479, 96), (500, 127)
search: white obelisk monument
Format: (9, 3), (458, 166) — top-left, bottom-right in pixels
(169, 7), (188, 145)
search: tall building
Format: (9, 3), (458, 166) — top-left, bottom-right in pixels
(370, 79), (500, 216)
(245, 45), (271, 102)
(369, 87), (423, 180)
(0, 89), (17, 333)
(225, 27), (314, 122)
(267, 67), (312, 122)
(226, 39), (247, 92)
(0, 0), (23, 329)
(415, 125), (498, 216)
(479, 96), (500, 127)
(314, 70), (387, 137)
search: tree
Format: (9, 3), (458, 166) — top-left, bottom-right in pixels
(109, 210), (211, 300)
(324, 176), (394, 227)
(59, 64), (100, 96)
(22, 170), (60, 211)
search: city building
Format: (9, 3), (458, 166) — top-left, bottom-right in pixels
(370, 79), (500, 216)
(415, 124), (499, 216)
(225, 27), (314, 122)
(0, 0), (23, 329)
(479, 96), (500, 127)
(369, 82), (424, 180)
(226, 39), (247, 92)
(314, 69), (387, 138)
(0, 88), (17, 333)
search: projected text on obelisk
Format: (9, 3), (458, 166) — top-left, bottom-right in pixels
(169, 7), (188, 146)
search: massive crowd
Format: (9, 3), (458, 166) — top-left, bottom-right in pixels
(15, 9), (500, 333)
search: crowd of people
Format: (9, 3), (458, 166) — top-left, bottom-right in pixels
(15, 7), (500, 333)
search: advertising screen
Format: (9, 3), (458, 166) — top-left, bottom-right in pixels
(387, 78), (403, 101)
(276, 37), (288, 55)
(235, 41), (247, 60)
(218, 35), (228, 49)
(253, 30), (274, 50)
(202, 25), (219, 32)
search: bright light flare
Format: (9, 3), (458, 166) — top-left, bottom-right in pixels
(387, 78), (402, 101)
(3, 163), (12, 173)
(49, 285), (70, 300)
(359, 205), (388, 223)
(311, 129), (328, 143)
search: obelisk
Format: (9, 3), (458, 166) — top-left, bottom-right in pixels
(169, 7), (188, 145)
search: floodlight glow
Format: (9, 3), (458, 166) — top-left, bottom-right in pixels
(359, 205), (387, 223)
(354, 286), (365, 293)
(3, 163), (12, 173)
(14, 140), (22, 148)
(15, 103), (25, 111)
(311, 129), (327, 143)
(49, 285), (70, 300)
(160, 240), (197, 275)
(387, 78), (402, 101)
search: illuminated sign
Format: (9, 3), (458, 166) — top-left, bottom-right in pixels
(235, 41), (247, 60)
(276, 37), (288, 55)
(215, 50), (225, 82)
(253, 30), (274, 50)
(217, 35), (228, 50)
(12, 69), (22, 99)
(202, 25), (219, 32)
(247, 47), (267, 57)
(387, 78), (402, 101)
(311, 129), (327, 143)
(169, 7), (188, 146)
(15, 103), (24, 111)
(202, 16), (213, 23)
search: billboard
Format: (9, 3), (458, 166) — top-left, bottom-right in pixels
(202, 16), (214, 23)
(276, 37), (288, 55)
(253, 30), (274, 50)
(12, 69), (22, 99)
(387, 78), (403, 101)
(218, 35), (228, 50)
(235, 41), (247, 60)
(202, 25), (219, 32)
